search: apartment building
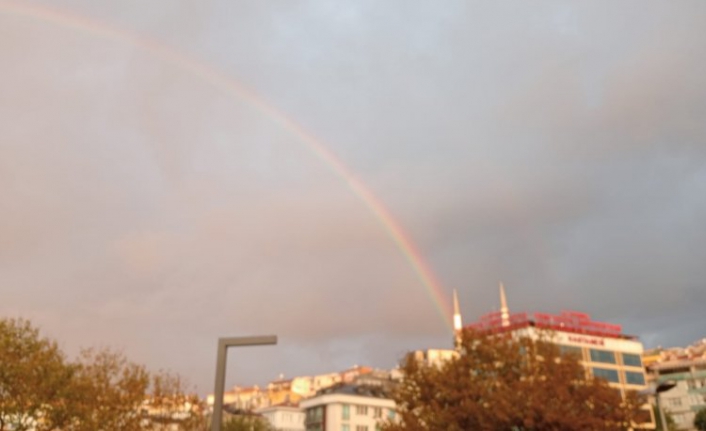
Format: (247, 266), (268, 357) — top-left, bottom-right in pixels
(299, 384), (396, 431)
(645, 353), (706, 430)
(256, 402), (306, 431)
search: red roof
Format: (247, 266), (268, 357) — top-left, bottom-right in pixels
(466, 310), (637, 340)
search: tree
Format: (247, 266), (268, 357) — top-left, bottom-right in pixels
(383, 329), (645, 431)
(695, 407), (706, 431)
(0, 318), (74, 431)
(145, 370), (206, 431)
(222, 414), (273, 431)
(64, 348), (150, 431)
(0, 317), (204, 431)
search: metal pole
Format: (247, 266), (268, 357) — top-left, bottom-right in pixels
(211, 335), (277, 431)
(212, 340), (228, 431)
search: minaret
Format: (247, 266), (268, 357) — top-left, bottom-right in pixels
(499, 282), (510, 327)
(453, 289), (463, 348)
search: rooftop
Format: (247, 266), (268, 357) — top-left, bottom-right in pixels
(465, 310), (639, 341)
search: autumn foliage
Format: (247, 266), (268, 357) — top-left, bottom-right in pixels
(0, 318), (204, 431)
(384, 329), (645, 431)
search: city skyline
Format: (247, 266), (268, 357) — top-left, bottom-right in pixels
(1, 0), (705, 393)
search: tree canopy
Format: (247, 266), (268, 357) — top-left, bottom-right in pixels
(222, 415), (274, 431)
(384, 328), (645, 431)
(695, 407), (706, 431)
(0, 317), (205, 431)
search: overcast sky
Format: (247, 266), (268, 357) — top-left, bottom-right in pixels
(1, 0), (705, 394)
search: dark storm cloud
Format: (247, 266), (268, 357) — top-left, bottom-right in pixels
(1, 0), (705, 391)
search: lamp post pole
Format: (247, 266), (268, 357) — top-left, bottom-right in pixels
(211, 335), (277, 431)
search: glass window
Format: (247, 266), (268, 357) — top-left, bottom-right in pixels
(559, 345), (582, 357)
(342, 425), (350, 431)
(625, 371), (645, 385)
(342, 404), (350, 420)
(356, 405), (368, 415)
(373, 407), (382, 418)
(590, 349), (616, 364)
(388, 409), (396, 420)
(592, 367), (620, 383)
(622, 353), (642, 367)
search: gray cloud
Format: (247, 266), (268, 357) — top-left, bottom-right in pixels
(1, 1), (705, 392)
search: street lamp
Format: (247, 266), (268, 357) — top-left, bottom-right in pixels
(210, 335), (278, 431)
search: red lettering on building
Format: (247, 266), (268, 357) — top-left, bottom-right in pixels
(567, 335), (605, 346)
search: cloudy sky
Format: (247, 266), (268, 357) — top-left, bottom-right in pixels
(1, 0), (705, 393)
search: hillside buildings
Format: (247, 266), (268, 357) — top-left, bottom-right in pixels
(643, 339), (706, 430)
(208, 283), (704, 431)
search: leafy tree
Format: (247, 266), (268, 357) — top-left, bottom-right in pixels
(65, 348), (150, 431)
(222, 414), (273, 431)
(0, 318), (73, 431)
(0, 317), (204, 431)
(695, 407), (706, 431)
(383, 328), (645, 431)
(145, 370), (206, 430)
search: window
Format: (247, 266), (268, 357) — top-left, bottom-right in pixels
(356, 426), (368, 431)
(589, 349), (616, 364)
(667, 398), (682, 408)
(388, 409), (396, 420)
(625, 371), (645, 386)
(373, 407), (382, 418)
(342, 425), (350, 431)
(342, 404), (350, 420)
(356, 405), (368, 415)
(559, 345), (582, 357)
(592, 367), (620, 383)
(622, 353), (642, 367)
(306, 406), (323, 424)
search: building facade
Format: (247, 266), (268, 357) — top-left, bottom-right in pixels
(646, 356), (706, 430)
(256, 403), (306, 431)
(300, 385), (396, 431)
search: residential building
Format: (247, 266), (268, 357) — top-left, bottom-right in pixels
(300, 384), (396, 431)
(645, 354), (706, 430)
(411, 348), (458, 368)
(256, 403), (305, 431)
(207, 366), (374, 413)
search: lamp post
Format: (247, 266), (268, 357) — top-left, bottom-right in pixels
(210, 335), (277, 431)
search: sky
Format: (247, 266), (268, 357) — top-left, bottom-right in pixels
(1, 0), (705, 394)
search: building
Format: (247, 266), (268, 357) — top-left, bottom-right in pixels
(644, 346), (706, 430)
(455, 284), (655, 429)
(300, 384), (396, 431)
(207, 366), (374, 413)
(256, 402), (306, 431)
(411, 348), (458, 368)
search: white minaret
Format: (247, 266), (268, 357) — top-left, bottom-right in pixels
(453, 289), (463, 347)
(499, 282), (510, 327)
(453, 289), (463, 331)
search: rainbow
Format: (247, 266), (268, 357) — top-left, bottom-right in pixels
(0, 0), (453, 329)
